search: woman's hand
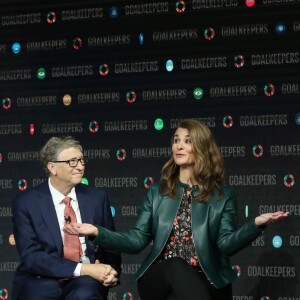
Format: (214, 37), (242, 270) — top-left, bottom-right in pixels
(255, 211), (289, 227)
(63, 223), (99, 237)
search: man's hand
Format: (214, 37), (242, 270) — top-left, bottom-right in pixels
(81, 262), (118, 287)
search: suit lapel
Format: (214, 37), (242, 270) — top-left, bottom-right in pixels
(36, 183), (63, 254)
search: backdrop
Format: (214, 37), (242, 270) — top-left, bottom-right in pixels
(0, 1), (299, 299)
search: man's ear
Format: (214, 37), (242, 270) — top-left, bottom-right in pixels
(47, 162), (57, 176)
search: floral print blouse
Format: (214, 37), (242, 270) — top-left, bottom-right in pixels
(162, 188), (200, 270)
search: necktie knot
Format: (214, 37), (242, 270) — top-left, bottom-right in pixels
(63, 197), (71, 207)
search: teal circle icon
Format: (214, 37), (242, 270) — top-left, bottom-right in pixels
(154, 118), (164, 130)
(166, 60), (174, 72)
(12, 42), (21, 54)
(193, 87), (204, 100)
(37, 68), (46, 79)
(272, 235), (282, 248)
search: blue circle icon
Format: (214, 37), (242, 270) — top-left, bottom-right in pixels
(275, 22), (286, 35)
(272, 235), (282, 248)
(110, 206), (116, 217)
(166, 60), (174, 72)
(12, 42), (21, 54)
(139, 33), (144, 45)
(109, 6), (118, 18)
(295, 113), (300, 125)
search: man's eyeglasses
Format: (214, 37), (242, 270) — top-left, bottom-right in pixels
(51, 157), (88, 167)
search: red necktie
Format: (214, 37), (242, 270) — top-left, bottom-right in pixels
(63, 197), (82, 262)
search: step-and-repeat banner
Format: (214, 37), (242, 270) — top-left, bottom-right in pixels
(0, 1), (300, 299)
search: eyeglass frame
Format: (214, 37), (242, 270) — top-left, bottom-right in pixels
(50, 156), (88, 167)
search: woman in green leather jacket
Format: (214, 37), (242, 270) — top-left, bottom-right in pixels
(64, 119), (288, 300)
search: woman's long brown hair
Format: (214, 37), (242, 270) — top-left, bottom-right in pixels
(160, 119), (224, 202)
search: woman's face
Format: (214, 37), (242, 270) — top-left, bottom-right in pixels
(172, 127), (195, 167)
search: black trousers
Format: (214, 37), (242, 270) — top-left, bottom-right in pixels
(137, 257), (232, 300)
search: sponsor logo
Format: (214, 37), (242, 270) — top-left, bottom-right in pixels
(228, 175), (276, 186)
(121, 206), (139, 216)
(121, 263), (141, 274)
(104, 120), (147, 131)
(51, 65), (93, 77)
(219, 146), (245, 157)
(0, 261), (20, 271)
(251, 52), (299, 66)
(17, 96), (56, 107)
(1, 13), (41, 26)
(84, 149), (110, 159)
(221, 24), (268, 37)
(26, 39), (67, 51)
(115, 61), (158, 74)
(94, 177), (138, 188)
(210, 85), (256, 97)
(0, 207), (12, 217)
(142, 89), (187, 101)
(290, 235), (300, 246)
(181, 57), (227, 69)
(88, 35), (130, 47)
(132, 148), (171, 158)
(239, 115), (288, 126)
(247, 266), (296, 277)
(281, 83), (300, 94)
(0, 69), (31, 81)
(61, 8), (103, 21)
(7, 151), (39, 161)
(41, 123), (83, 134)
(270, 145), (300, 156)
(259, 205), (300, 216)
(78, 93), (120, 104)
(170, 118), (216, 128)
(191, 0), (238, 9)
(153, 29), (197, 41)
(0, 124), (22, 134)
(125, 3), (169, 15)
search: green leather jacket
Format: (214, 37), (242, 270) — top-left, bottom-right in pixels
(93, 182), (263, 288)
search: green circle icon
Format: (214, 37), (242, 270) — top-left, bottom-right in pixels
(37, 68), (46, 79)
(154, 118), (164, 130)
(81, 178), (89, 185)
(193, 87), (204, 100)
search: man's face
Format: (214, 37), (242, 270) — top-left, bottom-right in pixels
(49, 147), (85, 189)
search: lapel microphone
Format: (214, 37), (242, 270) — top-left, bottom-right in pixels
(64, 216), (71, 223)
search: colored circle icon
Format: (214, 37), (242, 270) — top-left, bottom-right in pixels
(204, 28), (215, 41)
(272, 235), (282, 248)
(154, 118), (164, 130)
(110, 206), (116, 217)
(223, 115), (233, 128)
(89, 121), (99, 133)
(139, 33), (144, 45)
(63, 94), (72, 106)
(81, 178), (89, 185)
(166, 60), (174, 72)
(37, 68), (46, 79)
(193, 87), (204, 100)
(99, 64), (109, 76)
(245, 0), (256, 7)
(2, 97), (12, 110)
(47, 11), (56, 24)
(73, 37), (83, 50)
(126, 91), (137, 103)
(12, 42), (21, 54)
(109, 6), (118, 18)
(116, 149), (127, 161)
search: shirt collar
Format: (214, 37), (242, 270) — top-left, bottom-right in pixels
(48, 178), (77, 207)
